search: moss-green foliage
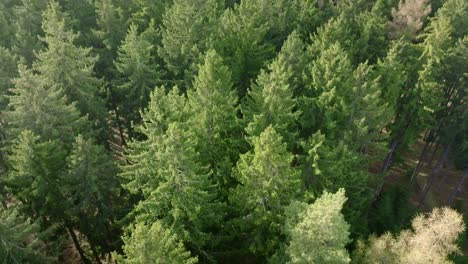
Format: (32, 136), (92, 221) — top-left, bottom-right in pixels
(0, 0), (466, 263)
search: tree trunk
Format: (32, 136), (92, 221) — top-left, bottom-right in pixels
(447, 167), (467, 205)
(108, 86), (126, 146)
(376, 140), (399, 195)
(91, 243), (103, 264)
(410, 138), (431, 183)
(66, 223), (92, 264)
(418, 144), (450, 207)
(427, 140), (441, 168)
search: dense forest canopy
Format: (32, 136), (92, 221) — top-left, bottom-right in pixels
(0, 0), (467, 263)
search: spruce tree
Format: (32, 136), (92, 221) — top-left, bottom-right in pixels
(187, 49), (240, 188)
(115, 221), (198, 264)
(33, 0), (107, 134)
(158, 0), (223, 86)
(11, 0), (48, 65)
(305, 132), (372, 237)
(242, 32), (303, 148)
(0, 47), (18, 112)
(115, 23), (160, 137)
(285, 189), (351, 264)
(214, 0), (277, 95)
(5, 65), (87, 145)
(0, 208), (57, 264)
(133, 123), (224, 253)
(230, 126), (301, 257)
(5, 130), (67, 222)
(64, 135), (123, 254)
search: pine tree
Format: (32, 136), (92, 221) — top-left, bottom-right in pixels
(33, 0), (107, 135)
(115, 23), (160, 137)
(115, 221), (198, 264)
(158, 0), (223, 86)
(64, 135), (123, 254)
(354, 207), (465, 263)
(386, 0), (431, 41)
(5, 65), (87, 146)
(230, 126), (301, 257)
(242, 32), (303, 149)
(285, 189), (351, 264)
(129, 0), (173, 29)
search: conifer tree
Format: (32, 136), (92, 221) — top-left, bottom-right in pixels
(386, 0), (431, 41)
(11, 0), (48, 65)
(5, 130), (67, 221)
(187, 50), (240, 188)
(214, 0), (277, 94)
(122, 86), (188, 196)
(115, 23), (160, 137)
(64, 135), (123, 254)
(285, 189), (351, 264)
(305, 132), (372, 237)
(5, 65), (87, 145)
(242, 32), (303, 148)
(115, 221), (198, 264)
(33, 0), (107, 134)
(0, 47), (18, 111)
(132, 123), (224, 254)
(0, 208), (56, 264)
(231, 126), (301, 257)
(158, 0), (223, 86)
(301, 43), (354, 139)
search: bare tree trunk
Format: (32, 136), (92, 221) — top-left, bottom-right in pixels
(427, 140), (441, 168)
(66, 223), (92, 264)
(376, 140), (399, 195)
(447, 167), (467, 205)
(418, 144), (450, 207)
(411, 138), (431, 183)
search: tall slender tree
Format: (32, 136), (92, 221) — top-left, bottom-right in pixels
(230, 126), (301, 258)
(187, 50), (241, 189)
(33, 1), (107, 136)
(114, 23), (161, 137)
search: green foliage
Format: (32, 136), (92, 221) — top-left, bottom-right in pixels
(305, 133), (372, 237)
(6, 130), (67, 220)
(231, 126), (301, 257)
(115, 221), (198, 264)
(158, 0), (223, 86)
(368, 185), (414, 235)
(0, 47), (18, 111)
(5, 65), (87, 145)
(64, 135), (123, 252)
(33, 1), (107, 134)
(115, 23), (161, 136)
(242, 32), (303, 148)
(285, 189), (351, 264)
(0, 209), (57, 264)
(214, 0), (276, 94)
(11, 0), (48, 64)
(187, 50), (241, 189)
